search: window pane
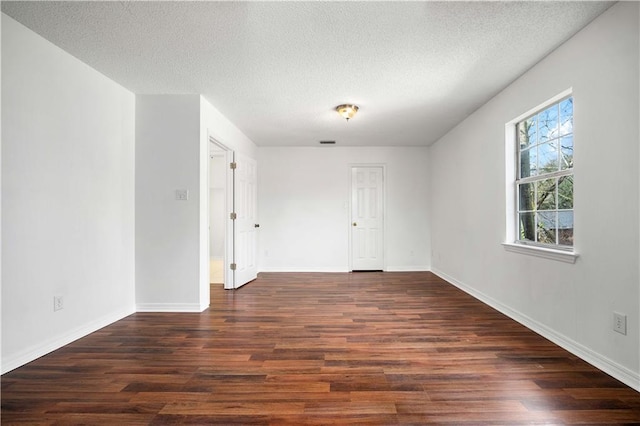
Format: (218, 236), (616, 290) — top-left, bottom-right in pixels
(536, 179), (556, 210)
(519, 212), (535, 242)
(558, 211), (574, 246)
(559, 98), (573, 136)
(537, 211), (557, 244)
(539, 104), (559, 142)
(558, 175), (573, 209)
(518, 182), (535, 212)
(520, 147), (537, 178)
(560, 135), (573, 170)
(518, 118), (537, 148)
(513, 95), (573, 250)
(538, 141), (558, 174)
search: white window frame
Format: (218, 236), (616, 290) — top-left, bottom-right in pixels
(503, 89), (578, 264)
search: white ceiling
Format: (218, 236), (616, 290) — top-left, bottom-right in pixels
(2, 1), (612, 147)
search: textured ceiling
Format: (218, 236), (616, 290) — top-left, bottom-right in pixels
(2, 1), (612, 147)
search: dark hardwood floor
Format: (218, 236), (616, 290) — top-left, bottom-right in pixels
(2, 272), (640, 425)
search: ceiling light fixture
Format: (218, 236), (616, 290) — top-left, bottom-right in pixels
(336, 104), (359, 121)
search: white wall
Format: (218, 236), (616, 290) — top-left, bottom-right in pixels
(428, 2), (639, 390)
(1, 9), (4, 368)
(258, 146), (430, 272)
(135, 95), (203, 312)
(136, 96), (258, 310)
(200, 96), (258, 160)
(1, 15), (136, 373)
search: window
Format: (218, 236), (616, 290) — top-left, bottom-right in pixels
(515, 96), (573, 249)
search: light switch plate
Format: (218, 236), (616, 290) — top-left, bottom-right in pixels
(175, 189), (189, 201)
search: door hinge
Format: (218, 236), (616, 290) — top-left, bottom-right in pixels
(230, 162), (237, 170)
(230, 212), (237, 220)
(230, 263), (237, 271)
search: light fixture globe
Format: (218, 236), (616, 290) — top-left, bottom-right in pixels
(336, 104), (359, 121)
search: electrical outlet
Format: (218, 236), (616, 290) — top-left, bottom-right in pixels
(53, 296), (64, 312)
(613, 312), (626, 335)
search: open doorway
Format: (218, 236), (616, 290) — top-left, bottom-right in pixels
(207, 137), (258, 290)
(209, 148), (225, 284)
(208, 138), (233, 288)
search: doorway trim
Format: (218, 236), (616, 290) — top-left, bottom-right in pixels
(348, 164), (387, 272)
(208, 136), (235, 290)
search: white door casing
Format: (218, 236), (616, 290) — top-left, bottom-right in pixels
(351, 166), (384, 271)
(233, 152), (258, 287)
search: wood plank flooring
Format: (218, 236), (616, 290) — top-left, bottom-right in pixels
(3, 272), (640, 424)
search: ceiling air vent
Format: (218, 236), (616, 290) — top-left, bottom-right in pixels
(319, 140), (336, 145)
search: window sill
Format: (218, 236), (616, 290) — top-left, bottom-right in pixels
(502, 242), (578, 264)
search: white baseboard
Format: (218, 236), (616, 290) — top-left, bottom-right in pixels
(136, 303), (206, 313)
(258, 266), (431, 273)
(258, 266), (350, 273)
(386, 265), (430, 272)
(431, 268), (640, 392)
(1, 306), (135, 375)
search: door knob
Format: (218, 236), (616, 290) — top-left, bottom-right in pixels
(352, 222), (357, 226)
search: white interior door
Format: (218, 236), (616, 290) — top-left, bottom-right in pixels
(233, 152), (258, 287)
(351, 166), (384, 271)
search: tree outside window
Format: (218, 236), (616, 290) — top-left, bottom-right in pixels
(516, 97), (573, 248)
